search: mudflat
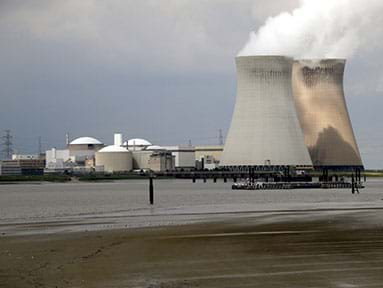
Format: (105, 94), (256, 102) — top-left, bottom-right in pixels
(1, 210), (383, 288)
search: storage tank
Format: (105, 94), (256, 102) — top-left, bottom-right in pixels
(96, 146), (132, 173)
(221, 56), (312, 166)
(292, 59), (363, 168)
(95, 134), (132, 172)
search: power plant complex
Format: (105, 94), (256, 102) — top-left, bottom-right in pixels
(221, 55), (363, 171)
(0, 55), (363, 177)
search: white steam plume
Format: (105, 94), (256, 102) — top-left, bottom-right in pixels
(239, 0), (383, 58)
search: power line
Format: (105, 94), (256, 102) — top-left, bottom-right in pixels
(218, 129), (224, 146)
(38, 136), (42, 155)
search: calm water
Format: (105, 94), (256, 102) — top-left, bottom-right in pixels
(1, 178), (383, 235)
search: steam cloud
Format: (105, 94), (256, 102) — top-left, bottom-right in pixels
(239, 0), (383, 58)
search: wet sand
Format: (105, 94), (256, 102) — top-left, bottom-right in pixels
(2, 210), (383, 287)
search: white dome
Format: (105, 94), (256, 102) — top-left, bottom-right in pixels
(70, 137), (103, 145)
(98, 145), (129, 153)
(146, 145), (165, 151)
(125, 138), (152, 147)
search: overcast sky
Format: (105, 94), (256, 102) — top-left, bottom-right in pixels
(1, 0), (382, 168)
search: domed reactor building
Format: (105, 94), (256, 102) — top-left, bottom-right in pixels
(221, 56), (312, 168)
(292, 59), (363, 169)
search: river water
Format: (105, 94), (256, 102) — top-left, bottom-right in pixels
(1, 178), (383, 235)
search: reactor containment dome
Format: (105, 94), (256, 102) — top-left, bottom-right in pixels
(123, 138), (152, 151)
(69, 137), (103, 145)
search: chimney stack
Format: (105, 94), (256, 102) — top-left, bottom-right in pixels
(114, 133), (123, 146)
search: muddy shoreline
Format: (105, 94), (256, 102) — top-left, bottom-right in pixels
(2, 210), (383, 287)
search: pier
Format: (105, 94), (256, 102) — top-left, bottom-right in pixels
(232, 181), (364, 190)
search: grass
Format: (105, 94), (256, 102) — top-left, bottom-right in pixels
(0, 175), (71, 183)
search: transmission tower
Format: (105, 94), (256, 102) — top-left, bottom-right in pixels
(218, 129), (224, 146)
(66, 132), (70, 146)
(1, 130), (13, 159)
(38, 136), (42, 156)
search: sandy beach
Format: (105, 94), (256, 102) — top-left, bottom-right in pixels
(2, 209), (383, 288)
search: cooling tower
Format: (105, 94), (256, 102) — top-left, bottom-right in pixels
(292, 59), (363, 168)
(221, 56), (312, 166)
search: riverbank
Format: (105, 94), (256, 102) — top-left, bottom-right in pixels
(1, 210), (383, 288)
(1, 170), (383, 184)
(0, 169), (381, 184)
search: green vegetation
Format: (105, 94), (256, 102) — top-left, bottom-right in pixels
(363, 170), (383, 177)
(78, 174), (148, 182)
(0, 175), (71, 183)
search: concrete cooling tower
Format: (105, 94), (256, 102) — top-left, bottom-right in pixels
(221, 56), (312, 166)
(292, 59), (363, 168)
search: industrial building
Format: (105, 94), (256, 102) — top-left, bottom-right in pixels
(195, 145), (223, 162)
(45, 136), (104, 173)
(45, 148), (71, 172)
(0, 158), (45, 176)
(221, 56), (313, 167)
(132, 148), (175, 172)
(43, 133), (179, 174)
(94, 134), (176, 173)
(68, 137), (104, 163)
(11, 154), (41, 160)
(195, 145), (223, 170)
(292, 59), (363, 168)
(161, 146), (196, 170)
